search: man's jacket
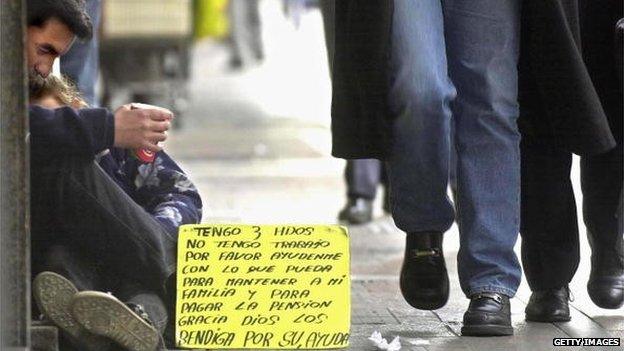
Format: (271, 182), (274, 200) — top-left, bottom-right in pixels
(29, 105), (203, 235)
(518, 0), (617, 155)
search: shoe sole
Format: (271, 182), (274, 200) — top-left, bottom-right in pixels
(525, 314), (571, 323)
(72, 291), (159, 351)
(461, 324), (513, 336)
(399, 271), (450, 310)
(337, 214), (373, 225)
(400, 289), (449, 310)
(587, 285), (624, 309)
(339, 218), (373, 225)
(33, 272), (82, 338)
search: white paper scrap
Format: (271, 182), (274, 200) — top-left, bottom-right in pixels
(368, 331), (401, 351)
(407, 338), (431, 346)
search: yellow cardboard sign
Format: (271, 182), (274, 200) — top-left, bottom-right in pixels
(175, 224), (351, 349)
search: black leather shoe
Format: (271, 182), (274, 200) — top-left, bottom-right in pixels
(338, 198), (373, 224)
(525, 286), (571, 322)
(588, 276), (624, 309)
(587, 236), (624, 309)
(400, 232), (449, 310)
(462, 292), (513, 336)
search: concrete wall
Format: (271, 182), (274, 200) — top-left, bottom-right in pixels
(0, 0), (31, 348)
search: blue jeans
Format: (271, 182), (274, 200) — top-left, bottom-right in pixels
(386, 0), (522, 297)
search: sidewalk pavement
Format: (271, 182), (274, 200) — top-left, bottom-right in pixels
(168, 122), (623, 351)
(164, 24), (623, 350)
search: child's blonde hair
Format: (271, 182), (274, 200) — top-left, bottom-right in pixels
(29, 75), (88, 108)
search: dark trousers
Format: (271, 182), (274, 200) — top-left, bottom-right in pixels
(345, 159), (386, 200)
(520, 0), (623, 291)
(31, 157), (176, 318)
(520, 137), (623, 290)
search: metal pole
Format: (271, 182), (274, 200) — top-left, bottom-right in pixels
(0, 0), (31, 348)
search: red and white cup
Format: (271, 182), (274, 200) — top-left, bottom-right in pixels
(134, 148), (155, 163)
(129, 103), (172, 163)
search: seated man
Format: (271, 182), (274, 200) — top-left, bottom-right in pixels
(30, 76), (202, 351)
(25, 1), (202, 350)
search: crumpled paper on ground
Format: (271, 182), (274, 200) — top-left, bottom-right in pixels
(368, 331), (401, 351)
(407, 338), (430, 346)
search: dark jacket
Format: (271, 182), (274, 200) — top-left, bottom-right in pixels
(518, 0), (617, 155)
(330, 0), (393, 159)
(30, 105), (114, 161)
(330, 0), (617, 159)
(29, 106), (203, 235)
(578, 0), (623, 145)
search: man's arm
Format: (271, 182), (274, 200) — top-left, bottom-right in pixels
(29, 103), (173, 162)
(29, 105), (114, 160)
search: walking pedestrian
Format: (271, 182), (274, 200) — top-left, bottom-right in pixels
(337, 159), (390, 224)
(331, 0), (523, 336)
(519, 0), (623, 322)
(228, 0), (263, 69)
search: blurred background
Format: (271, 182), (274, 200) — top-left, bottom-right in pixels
(96, 0), (352, 224)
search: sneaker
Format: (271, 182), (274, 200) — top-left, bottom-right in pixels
(33, 272), (113, 351)
(71, 291), (160, 351)
(33, 272), (83, 338)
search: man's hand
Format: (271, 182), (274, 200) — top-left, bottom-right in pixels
(113, 104), (173, 152)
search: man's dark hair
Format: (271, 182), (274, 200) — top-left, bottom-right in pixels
(27, 0), (93, 40)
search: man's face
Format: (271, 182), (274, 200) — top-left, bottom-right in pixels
(26, 17), (75, 78)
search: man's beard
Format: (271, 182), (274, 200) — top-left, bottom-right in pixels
(28, 69), (46, 97)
